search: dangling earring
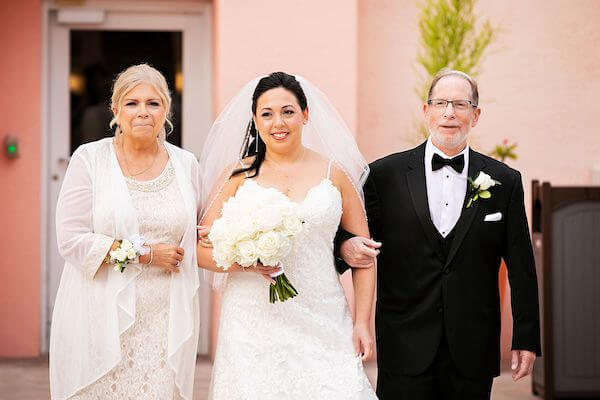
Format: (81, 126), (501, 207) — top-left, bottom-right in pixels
(253, 122), (259, 153)
(165, 120), (174, 135)
(243, 122), (252, 156)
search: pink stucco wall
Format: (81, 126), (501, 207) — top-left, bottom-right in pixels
(213, 0), (358, 127)
(2, 0), (598, 362)
(0, 0), (41, 357)
(359, 0), (600, 178)
(211, 0), (359, 358)
(358, 0), (600, 361)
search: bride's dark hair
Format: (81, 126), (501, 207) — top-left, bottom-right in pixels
(232, 72), (308, 178)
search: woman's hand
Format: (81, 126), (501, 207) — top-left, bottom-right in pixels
(196, 226), (281, 281)
(245, 263), (282, 284)
(352, 322), (374, 362)
(141, 243), (184, 273)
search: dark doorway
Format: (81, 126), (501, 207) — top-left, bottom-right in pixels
(69, 30), (182, 154)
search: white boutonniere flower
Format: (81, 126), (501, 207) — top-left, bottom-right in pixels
(467, 171), (501, 208)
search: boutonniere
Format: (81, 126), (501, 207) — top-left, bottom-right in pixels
(466, 171), (501, 208)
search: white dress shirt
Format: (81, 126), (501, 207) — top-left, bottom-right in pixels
(424, 137), (470, 237)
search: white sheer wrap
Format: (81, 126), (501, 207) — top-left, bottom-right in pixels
(199, 75), (369, 288)
(49, 138), (200, 400)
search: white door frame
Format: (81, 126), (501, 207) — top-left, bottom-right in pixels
(40, 0), (212, 355)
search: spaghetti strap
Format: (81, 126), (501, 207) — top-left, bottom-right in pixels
(326, 159), (334, 180)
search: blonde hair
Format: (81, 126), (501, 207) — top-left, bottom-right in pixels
(109, 63), (173, 140)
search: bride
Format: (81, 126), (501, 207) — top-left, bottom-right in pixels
(197, 72), (377, 399)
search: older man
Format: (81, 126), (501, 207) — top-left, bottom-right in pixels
(336, 69), (541, 399)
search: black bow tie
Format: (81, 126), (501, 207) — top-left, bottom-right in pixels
(432, 153), (465, 173)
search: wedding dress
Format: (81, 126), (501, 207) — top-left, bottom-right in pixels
(209, 162), (377, 400)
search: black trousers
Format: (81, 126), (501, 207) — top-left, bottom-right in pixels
(376, 332), (493, 400)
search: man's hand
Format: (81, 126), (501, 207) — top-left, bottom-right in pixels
(197, 225), (212, 248)
(340, 236), (381, 269)
(511, 349), (536, 381)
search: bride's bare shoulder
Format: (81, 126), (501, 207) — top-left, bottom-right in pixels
(327, 160), (354, 191)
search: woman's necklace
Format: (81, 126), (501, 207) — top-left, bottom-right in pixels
(120, 138), (159, 178)
(265, 148), (307, 196)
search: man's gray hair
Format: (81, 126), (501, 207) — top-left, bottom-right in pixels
(427, 69), (479, 106)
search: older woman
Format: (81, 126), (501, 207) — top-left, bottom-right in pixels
(49, 64), (200, 400)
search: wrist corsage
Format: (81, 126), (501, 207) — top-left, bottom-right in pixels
(107, 235), (150, 272)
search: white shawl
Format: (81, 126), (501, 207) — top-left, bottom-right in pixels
(49, 138), (200, 400)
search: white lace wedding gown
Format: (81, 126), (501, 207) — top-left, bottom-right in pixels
(209, 166), (377, 399)
(71, 161), (186, 399)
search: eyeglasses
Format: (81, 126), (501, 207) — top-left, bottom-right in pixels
(427, 99), (477, 111)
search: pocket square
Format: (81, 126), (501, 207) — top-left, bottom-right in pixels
(484, 212), (502, 222)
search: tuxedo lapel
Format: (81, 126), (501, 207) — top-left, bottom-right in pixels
(444, 149), (486, 268)
(406, 143), (444, 261)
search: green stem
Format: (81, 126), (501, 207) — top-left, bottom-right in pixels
(282, 274), (298, 294)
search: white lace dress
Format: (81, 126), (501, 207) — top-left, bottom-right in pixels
(71, 161), (186, 400)
(209, 172), (377, 399)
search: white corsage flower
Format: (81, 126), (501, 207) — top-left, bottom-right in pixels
(126, 248), (137, 260)
(111, 248), (128, 262)
(108, 236), (147, 273)
(467, 171), (501, 208)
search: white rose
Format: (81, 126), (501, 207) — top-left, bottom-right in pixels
(120, 239), (133, 251)
(236, 240), (258, 267)
(212, 241), (236, 269)
(256, 231), (282, 264)
(282, 215), (303, 236)
(126, 248), (137, 260)
(208, 219), (228, 243)
(481, 176), (496, 191)
(235, 216), (258, 241)
(474, 172), (496, 191)
(111, 248), (128, 262)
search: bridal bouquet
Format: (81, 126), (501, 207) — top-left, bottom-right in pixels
(208, 183), (303, 303)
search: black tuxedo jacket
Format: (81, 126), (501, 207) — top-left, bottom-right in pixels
(336, 142), (541, 378)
